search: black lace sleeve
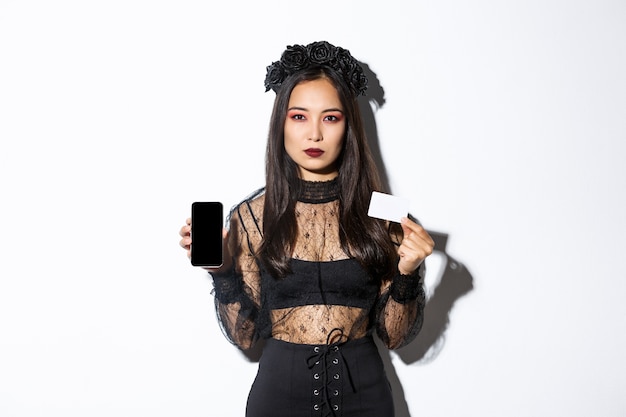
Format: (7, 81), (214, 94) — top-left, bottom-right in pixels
(209, 195), (265, 350)
(373, 224), (426, 349)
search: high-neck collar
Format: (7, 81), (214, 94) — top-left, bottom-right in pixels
(297, 177), (340, 203)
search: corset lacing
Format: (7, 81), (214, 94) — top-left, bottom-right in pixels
(306, 328), (356, 417)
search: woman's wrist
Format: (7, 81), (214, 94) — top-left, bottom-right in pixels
(389, 266), (424, 304)
(211, 271), (242, 304)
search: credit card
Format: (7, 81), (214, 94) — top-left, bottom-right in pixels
(367, 191), (410, 223)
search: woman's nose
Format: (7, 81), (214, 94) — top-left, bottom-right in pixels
(309, 123), (323, 142)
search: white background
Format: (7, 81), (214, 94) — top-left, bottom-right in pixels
(1, 1), (625, 416)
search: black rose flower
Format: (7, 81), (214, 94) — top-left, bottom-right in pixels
(280, 44), (309, 73)
(349, 67), (368, 95)
(264, 61), (286, 92)
(307, 41), (336, 65)
(335, 48), (352, 70)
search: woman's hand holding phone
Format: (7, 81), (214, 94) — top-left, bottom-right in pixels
(179, 202), (231, 272)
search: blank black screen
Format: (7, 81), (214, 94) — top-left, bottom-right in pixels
(190, 202), (223, 267)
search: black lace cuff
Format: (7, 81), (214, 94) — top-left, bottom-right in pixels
(390, 267), (424, 304)
(210, 271), (243, 304)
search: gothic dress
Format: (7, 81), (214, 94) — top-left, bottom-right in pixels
(210, 178), (425, 417)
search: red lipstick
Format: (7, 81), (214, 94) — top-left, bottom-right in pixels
(304, 148), (324, 157)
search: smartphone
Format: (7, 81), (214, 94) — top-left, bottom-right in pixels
(190, 202), (223, 267)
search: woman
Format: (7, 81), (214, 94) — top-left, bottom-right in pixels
(179, 40), (434, 417)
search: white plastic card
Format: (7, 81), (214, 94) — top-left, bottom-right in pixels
(367, 191), (410, 223)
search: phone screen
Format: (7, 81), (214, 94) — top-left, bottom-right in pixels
(190, 202), (223, 267)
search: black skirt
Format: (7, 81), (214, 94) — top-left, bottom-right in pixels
(246, 335), (394, 417)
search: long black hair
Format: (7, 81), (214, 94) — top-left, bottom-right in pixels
(259, 66), (397, 280)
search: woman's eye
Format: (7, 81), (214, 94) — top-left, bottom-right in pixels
(324, 114), (342, 122)
(291, 114), (305, 120)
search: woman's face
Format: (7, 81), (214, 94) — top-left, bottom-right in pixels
(284, 77), (346, 181)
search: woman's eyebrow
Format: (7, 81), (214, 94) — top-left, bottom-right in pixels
(287, 106), (344, 113)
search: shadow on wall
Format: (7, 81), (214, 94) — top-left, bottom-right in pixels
(359, 62), (475, 417)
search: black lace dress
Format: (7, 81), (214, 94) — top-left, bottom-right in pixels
(210, 178), (425, 417)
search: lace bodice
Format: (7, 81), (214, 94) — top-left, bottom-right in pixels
(210, 179), (425, 349)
